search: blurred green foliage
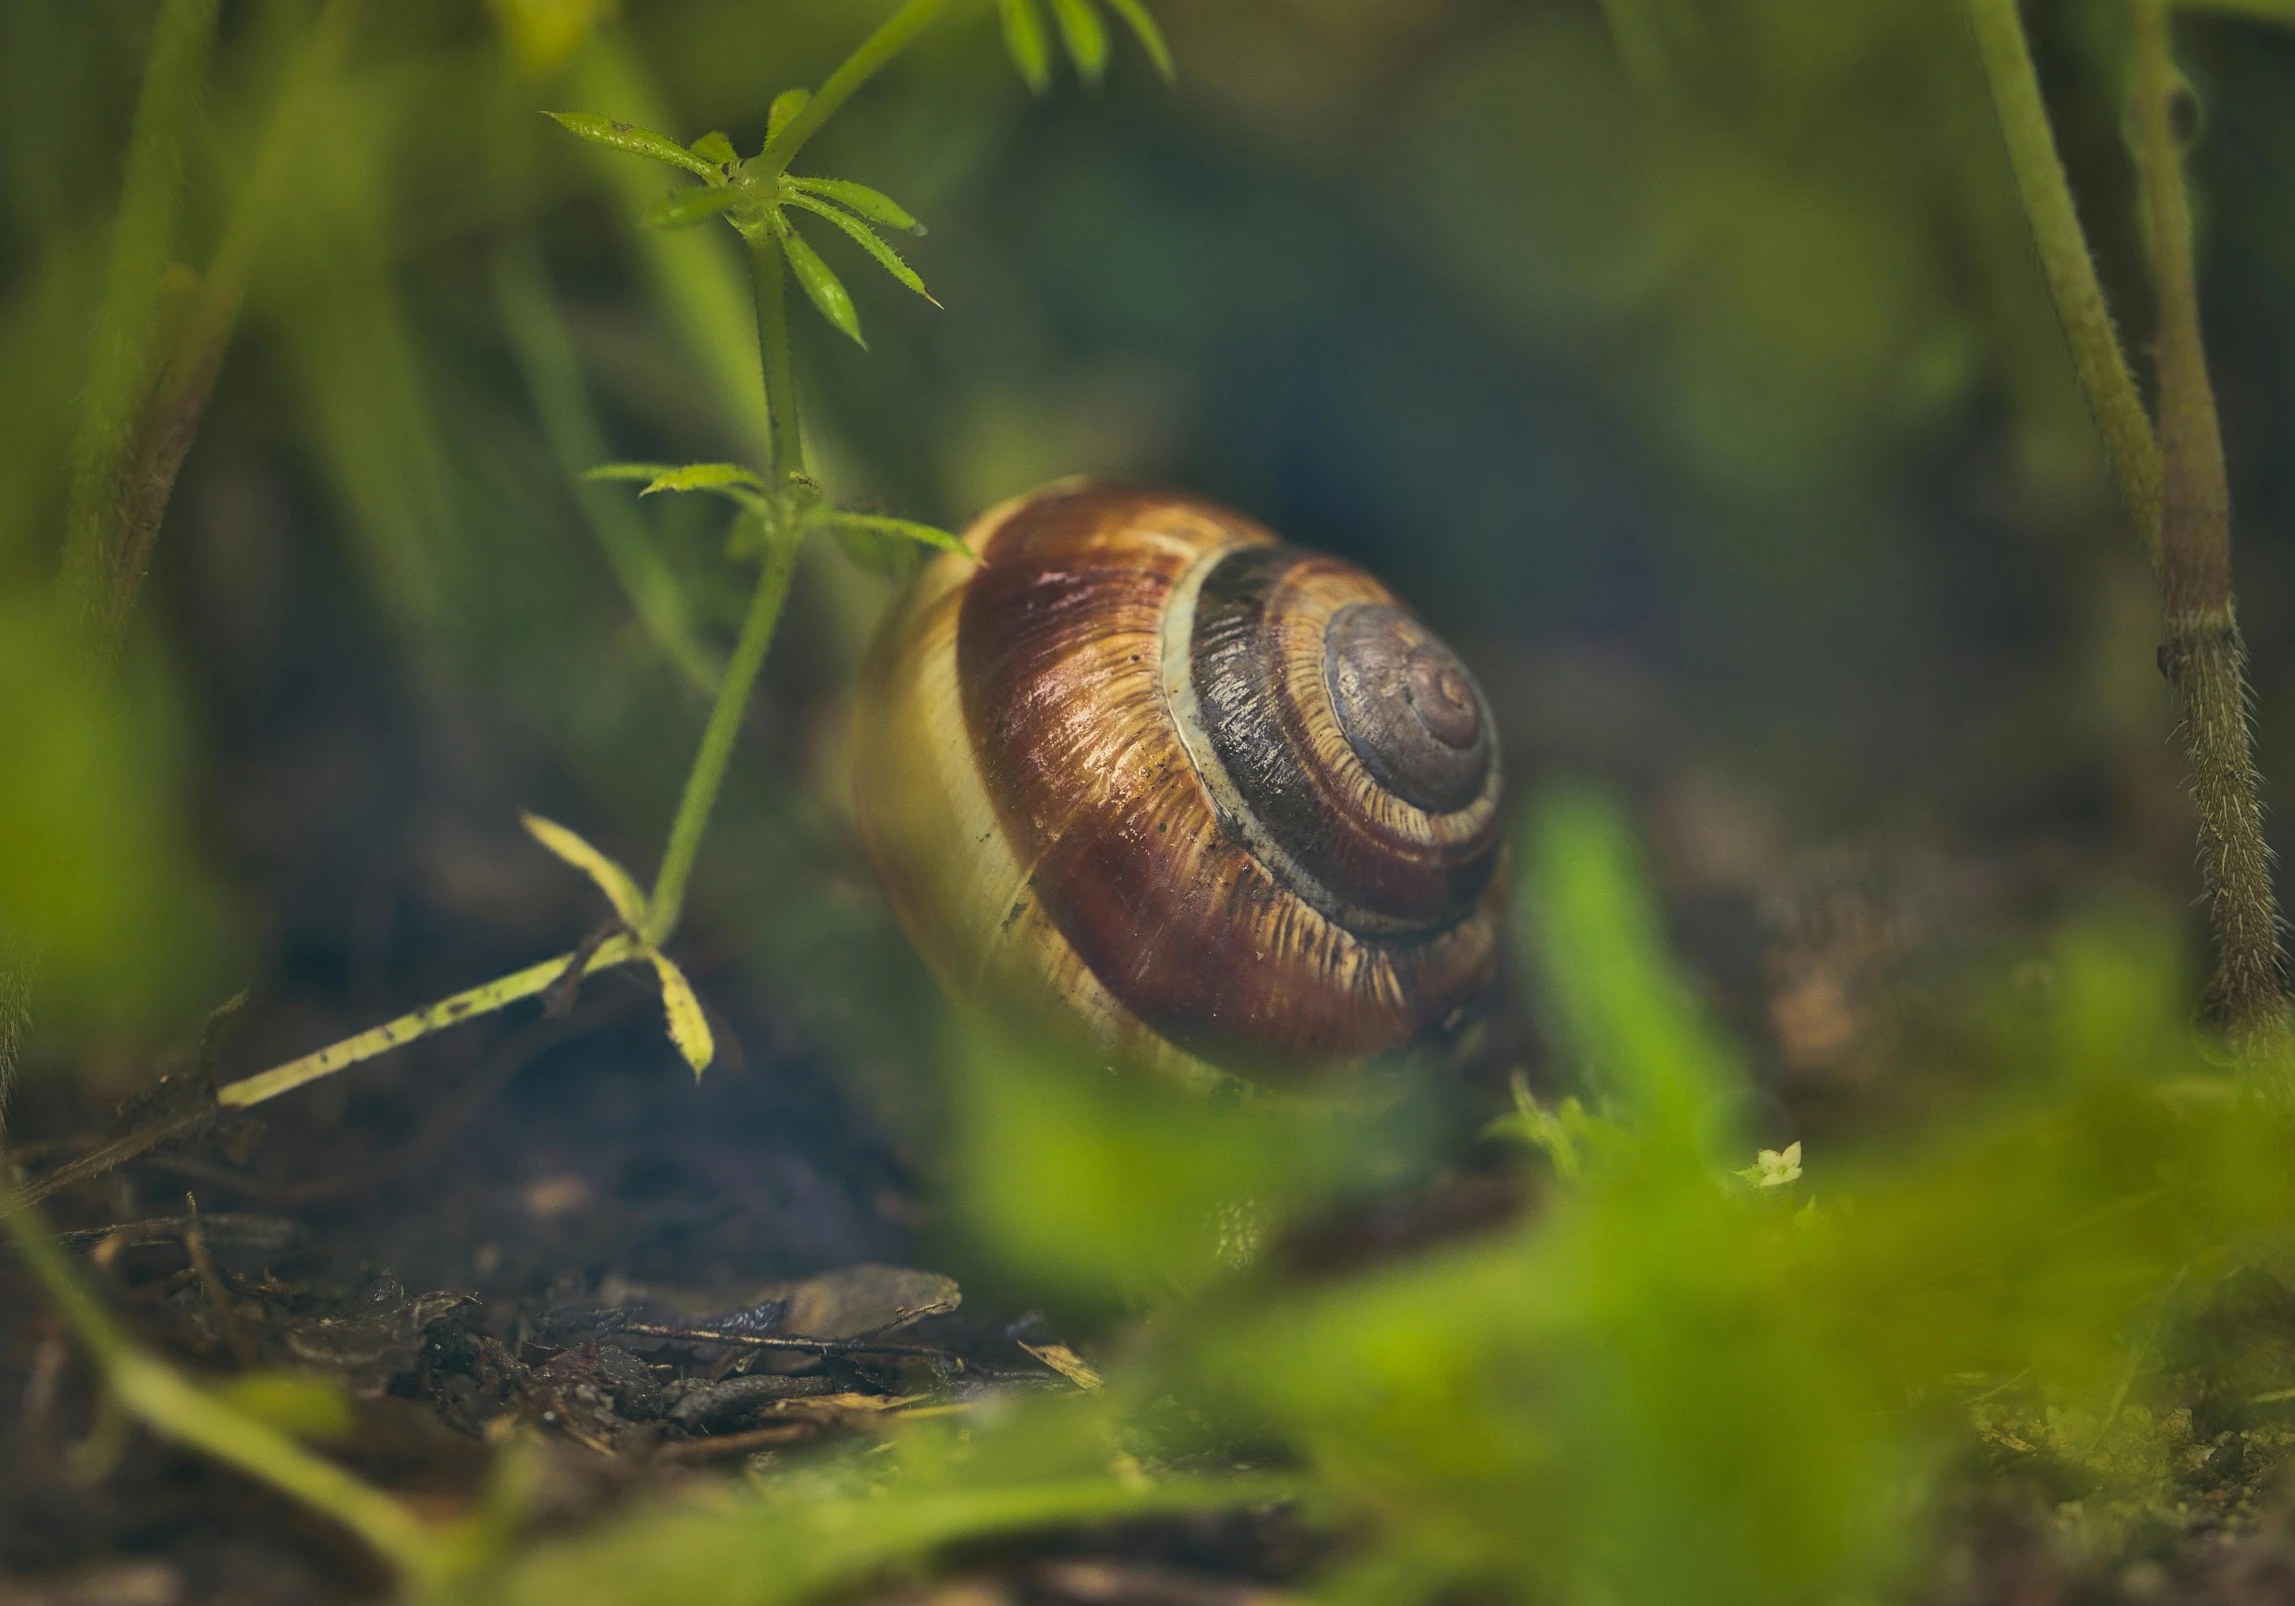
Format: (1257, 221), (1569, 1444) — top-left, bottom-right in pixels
(450, 789), (2295, 1603)
(6, 0), (2294, 1077)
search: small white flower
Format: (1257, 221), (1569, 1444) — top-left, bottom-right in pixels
(1736, 1141), (1804, 1188)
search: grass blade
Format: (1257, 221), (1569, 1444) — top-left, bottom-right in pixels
(56, 0), (221, 663)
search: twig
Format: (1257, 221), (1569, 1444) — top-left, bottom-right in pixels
(603, 1320), (955, 1360)
(652, 1422), (816, 1459)
(2127, 0), (2287, 1039)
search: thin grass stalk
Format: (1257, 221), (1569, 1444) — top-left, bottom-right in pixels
(55, 0), (221, 664)
(2126, 0), (2286, 1038)
(104, 0), (358, 652)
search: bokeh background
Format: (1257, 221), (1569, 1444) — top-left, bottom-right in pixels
(5, 0), (2294, 1147)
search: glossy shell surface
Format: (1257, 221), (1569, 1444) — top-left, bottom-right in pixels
(852, 482), (1503, 1085)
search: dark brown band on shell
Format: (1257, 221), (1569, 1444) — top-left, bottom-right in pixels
(1187, 546), (1500, 930)
(952, 482), (1501, 1070)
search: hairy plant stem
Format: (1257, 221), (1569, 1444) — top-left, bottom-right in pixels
(1, 1188), (459, 1586)
(1964, 0), (2162, 560)
(2127, 0), (2286, 1038)
(1971, 0), (2285, 1042)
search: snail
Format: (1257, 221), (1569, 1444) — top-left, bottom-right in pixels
(852, 481), (1504, 1087)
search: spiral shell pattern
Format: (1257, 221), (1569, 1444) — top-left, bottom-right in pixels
(853, 482), (1503, 1085)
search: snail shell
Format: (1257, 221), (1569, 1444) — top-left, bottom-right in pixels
(853, 482), (1504, 1086)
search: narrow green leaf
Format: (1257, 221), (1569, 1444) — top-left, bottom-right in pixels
(522, 813), (649, 926)
(786, 177), (924, 234)
(637, 462), (767, 495)
(835, 513), (974, 558)
(1048, 0), (1110, 83)
(999, 0), (1053, 95)
(544, 112), (719, 179)
(582, 462), (679, 484)
(776, 217), (866, 348)
(1101, 0), (1177, 81)
(783, 194), (941, 306)
(766, 88), (811, 145)
(585, 461), (772, 515)
(648, 186), (742, 230)
(649, 952), (716, 1076)
(688, 130), (738, 168)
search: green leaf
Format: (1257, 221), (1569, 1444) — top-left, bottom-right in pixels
(544, 112), (718, 180)
(579, 462), (679, 484)
(783, 195), (940, 306)
(766, 88), (811, 145)
(1101, 0), (1177, 81)
(522, 813), (648, 926)
(1048, 0), (1110, 83)
(688, 130), (738, 168)
(648, 951), (715, 1076)
(648, 186), (742, 230)
(776, 217), (866, 348)
(999, 0), (1053, 95)
(835, 514), (973, 558)
(786, 177), (924, 234)
(637, 462), (769, 496)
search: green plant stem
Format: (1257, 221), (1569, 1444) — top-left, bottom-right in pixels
(55, 0), (220, 663)
(749, 230), (806, 484)
(641, 531), (802, 943)
(754, 0), (950, 177)
(1965, 0), (2163, 563)
(2127, 0), (2286, 1038)
(1, 1188), (459, 1586)
(214, 936), (644, 1110)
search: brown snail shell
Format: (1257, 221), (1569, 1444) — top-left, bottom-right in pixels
(852, 481), (1504, 1087)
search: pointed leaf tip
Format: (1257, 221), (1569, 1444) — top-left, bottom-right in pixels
(1102, 0), (1176, 81)
(545, 112), (719, 179)
(784, 195), (939, 306)
(649, 953), (715, 1075)
(777, 218), (866, 348)
(522, 813), (648, 926)
(999, 0), (1053, 95)
(1049, 0), (1110, 83)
